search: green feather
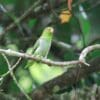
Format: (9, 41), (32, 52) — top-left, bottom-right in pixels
(25, 27), (54, 68)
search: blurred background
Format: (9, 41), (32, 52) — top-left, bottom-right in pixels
(0, 0), (100, 100)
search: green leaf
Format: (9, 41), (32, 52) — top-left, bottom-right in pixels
(1, 0), (16, 4)
(78, 5), (91, 45)
(28, 19), (37, 28)
(0, 55), (8, 75)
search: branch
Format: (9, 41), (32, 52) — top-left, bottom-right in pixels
(2, 54), (32, 100)
(53, 40), (73, 50)
(0, 45), (99, 99)
(0, 44), (100, 67)
(0, 58), (22, 79)
(0, 0), (89, 36)
(79, 44), (100, 66)
(53, 39), (79, 52)
(0, 0), (43, 36)
(0, 49), (79, 67)
(31, 57), (100, 100)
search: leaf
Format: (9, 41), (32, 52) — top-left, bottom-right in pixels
(28, 19), (37, 28)
(78, 5), (91, 45)
(0, 55), (8, 75)
(59, 10), (72, 24)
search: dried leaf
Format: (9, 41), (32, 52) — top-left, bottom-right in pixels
(59, 10), (72, 24)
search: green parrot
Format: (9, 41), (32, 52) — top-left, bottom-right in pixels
(26, 27), (54, 67)
(17, 27), (63, 92)
(31, 27), (54, 58)
(25, 27), (63, 86)
(25, 27), (54, 82)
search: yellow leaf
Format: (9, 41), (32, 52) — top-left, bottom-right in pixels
(59, 10), (72, 24)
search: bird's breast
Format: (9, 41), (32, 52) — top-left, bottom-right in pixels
(34, 38), (52, 57)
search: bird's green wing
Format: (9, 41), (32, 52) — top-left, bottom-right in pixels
(28, 39), (39, 55)
(32, 39), (40, 54)
(25, 39), (39, 68)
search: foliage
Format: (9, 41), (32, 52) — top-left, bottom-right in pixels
(0, 0), (100, 100)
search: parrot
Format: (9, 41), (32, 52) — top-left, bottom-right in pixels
(31, 27), (54, 58)
(25, 27), (63, 86)
(26, 27), (54, 68)
(25, 27), (55, 84)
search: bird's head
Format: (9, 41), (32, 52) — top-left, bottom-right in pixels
(44, 27), (54, 34)
(42, 27), (54, 39)
(46, 27), (54, 33)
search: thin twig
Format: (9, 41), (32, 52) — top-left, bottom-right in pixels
(0, 0), (90, 36)
(2, 54), (32, 100)
(53, 40), (73, 50)
(1, 0), (42, 35)
(0, 57), (22, 79)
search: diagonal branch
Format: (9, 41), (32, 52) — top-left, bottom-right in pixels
(0, 58), (22, 79)
(0, 0), (43, 35)
(2, 54), (32, 100)
(0, 0), (89, 36)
